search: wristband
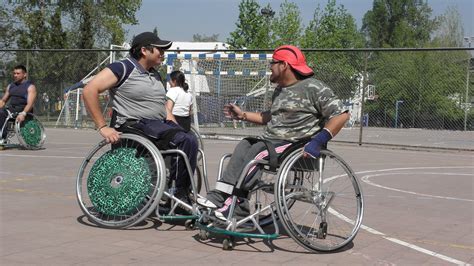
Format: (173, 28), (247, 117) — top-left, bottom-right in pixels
(19, 111), (27, 116)
(312, 128), (333, 144)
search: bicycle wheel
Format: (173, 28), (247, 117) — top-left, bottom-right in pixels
(76, 134), (166, 228)
(275, 148), (363, 252)
(15, 113), (46, 149)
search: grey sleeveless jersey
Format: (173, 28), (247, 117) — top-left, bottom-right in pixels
(108, 58), (166, 124)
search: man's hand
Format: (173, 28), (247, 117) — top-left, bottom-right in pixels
(16, 112), (26, 123)
(99, 126), (121, 143)
(224, 103), (243, 120)
(303, 129), (333, 159)
(0, 99), (5, 108)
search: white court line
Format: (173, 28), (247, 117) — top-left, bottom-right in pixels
(329, 166), (473, 265)
(362, 172), (474, 202)
(330, 209), (468, 265)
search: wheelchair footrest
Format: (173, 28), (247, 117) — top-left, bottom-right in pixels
(196, 222), (279, 240)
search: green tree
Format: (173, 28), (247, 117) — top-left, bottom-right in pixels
(271, 0), (302, 47)
(302, 0), (363, 49)
(0, 5), (16, 49)
(362, 0), (438, 48)
(227, 0), (272, 49)
(301, 0), (364, 100)
(193, 33), (220, 42)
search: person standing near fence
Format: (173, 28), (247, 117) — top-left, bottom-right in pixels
(197, 45), (350, 220)
(83, 32), (198, 206)
(166, 70), (193, 132)
(0, 65), (37, 144)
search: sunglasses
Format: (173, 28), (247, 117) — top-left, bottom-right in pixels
(269, 61), (284, 68)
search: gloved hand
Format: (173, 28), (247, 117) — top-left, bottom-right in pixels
(304, 129), (333, 158)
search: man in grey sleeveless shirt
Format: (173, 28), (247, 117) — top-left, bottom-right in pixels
(83, 32), (198, 206)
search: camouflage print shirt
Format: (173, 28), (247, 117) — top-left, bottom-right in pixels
(262, 77), (347, 142)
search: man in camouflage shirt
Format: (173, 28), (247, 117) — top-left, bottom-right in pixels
(197, 45), (350, 220)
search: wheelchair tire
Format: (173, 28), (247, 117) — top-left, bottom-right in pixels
(15, 113), (45, 149)
(190, 165), (203, 197)
(190, 126), (203, 152)
(76, 134), (167, 228)
(275, 148), (364, 252)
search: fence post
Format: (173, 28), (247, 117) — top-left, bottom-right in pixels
(358, 52), (368, 145)
(464, 57), (471, 131)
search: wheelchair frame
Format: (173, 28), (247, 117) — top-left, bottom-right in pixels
(197, 141), (364, 252)
(0, 109), (46, 149)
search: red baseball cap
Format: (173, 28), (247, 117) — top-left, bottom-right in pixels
(272, 45), (314, 76)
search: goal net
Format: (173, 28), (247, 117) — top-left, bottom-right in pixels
(166, 53), (273, 137)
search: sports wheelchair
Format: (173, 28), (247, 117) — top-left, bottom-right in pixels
(0, 109), (46, 149)
(76, 123), (208, 229)
(197, 138), (364, 252)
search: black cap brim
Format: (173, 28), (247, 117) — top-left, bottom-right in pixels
(151, 40), (172, 50)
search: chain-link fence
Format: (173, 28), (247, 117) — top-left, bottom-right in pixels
(0, 48), (472, 150)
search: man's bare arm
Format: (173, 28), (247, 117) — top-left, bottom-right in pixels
(83, 68), (120, 143)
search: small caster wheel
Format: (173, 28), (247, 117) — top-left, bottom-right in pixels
(185, 219), (195, 230)
(199, 229), (209, 241)
(222, 237), (235, 250)
(317, 222), (327, 239)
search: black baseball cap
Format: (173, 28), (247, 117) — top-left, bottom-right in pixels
(130, 32), (172, 50)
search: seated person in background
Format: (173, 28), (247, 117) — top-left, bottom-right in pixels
(83, 32), (198, 204)
(0, 65), (38, 144)
(166, 70), (193, 132)
(197, 45), (350, 220)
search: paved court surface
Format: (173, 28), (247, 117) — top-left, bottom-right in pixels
(0, 128), (473, 265)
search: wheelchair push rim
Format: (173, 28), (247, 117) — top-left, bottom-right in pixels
(275, 148), (364, 252)
(76, 134), (167, 228)
(15, 113), (46, 149)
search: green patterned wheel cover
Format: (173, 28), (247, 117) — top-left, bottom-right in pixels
(87, 147), (152, 216)
(20, 119), (42, 146)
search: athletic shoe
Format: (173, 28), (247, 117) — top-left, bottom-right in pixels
(197, 198), (218, 209)
(214, 197), (250, 221)
(197, 189), (227, 209)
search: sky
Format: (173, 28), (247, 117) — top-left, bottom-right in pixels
(124, 0), (473, 45)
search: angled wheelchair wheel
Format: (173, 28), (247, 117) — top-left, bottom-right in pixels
(190, 165), (203, 196)
(15, 113), (46, 149)
(190, 126), (203, 152)
(275, 149), (363, 252)
(76, 134), (166, 228)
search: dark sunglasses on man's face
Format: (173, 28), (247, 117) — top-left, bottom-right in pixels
(269, 61), (284, 68)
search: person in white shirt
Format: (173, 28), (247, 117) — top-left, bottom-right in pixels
(166, 70), (193, 132)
